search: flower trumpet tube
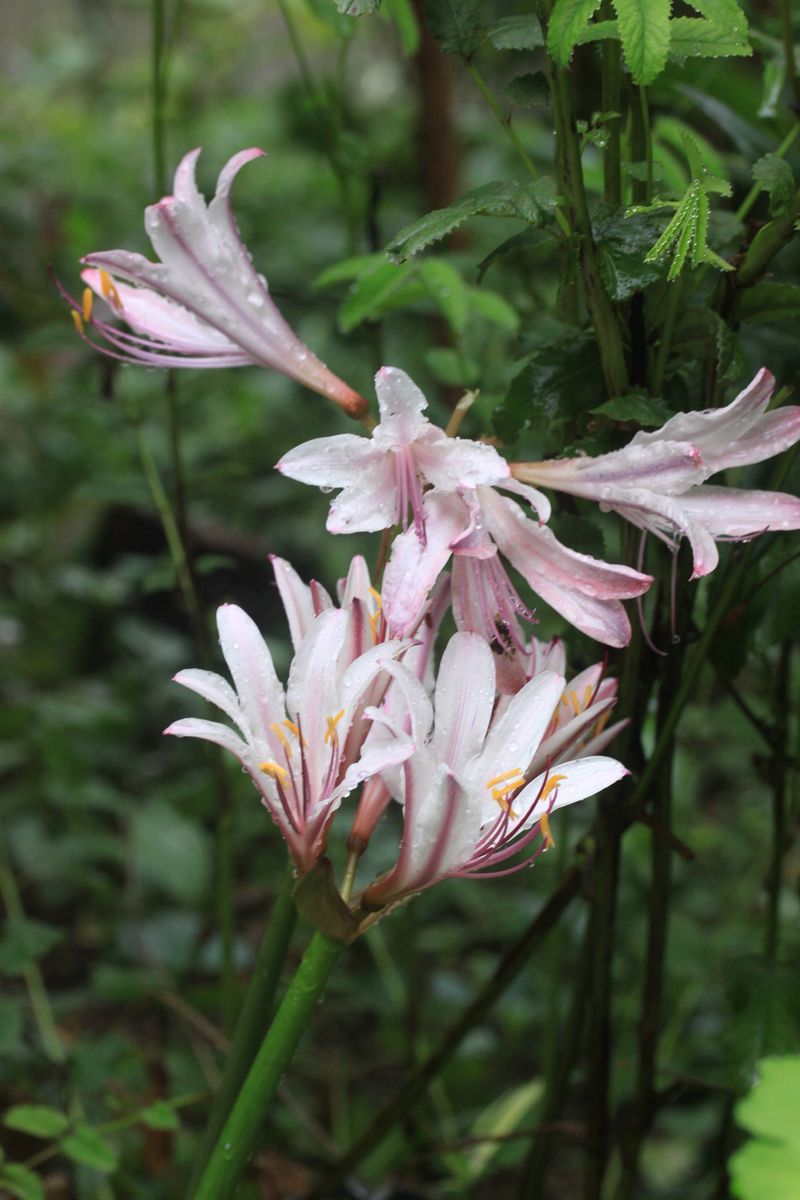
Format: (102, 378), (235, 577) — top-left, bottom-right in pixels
(165, 603), (414, 875)
(67, 148), (367, 417)
(362, 632), (628, 906)
(512, 368), (800, 578)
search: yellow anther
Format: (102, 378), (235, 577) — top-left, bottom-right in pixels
(539, 773), (567, 805)
(270, 722), (292, 756)
(324, 709), (346, 744)
(539, 811), (556, 849)
(82, 288), (94, 323)
(259, 760), (289, 784)
(594, 710), (611, 736)
(584, 684), (593, 708)
(486, 768), (525, 789)
(99, 269), (122, 310)
(368, 587), (383, 611)
(283, 719), (300, 737)
(71, 310), (84, 335)
(568, 690), (582, 716)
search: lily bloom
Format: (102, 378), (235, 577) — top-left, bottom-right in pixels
(362, 632), (627, 906)
(381, 489), (652, 648)
(513, 369), (800, 578)
(165, 604), (413, 874)
(69, 148), (366, 417)
(277, 366), (512, 538)
(271, 554), (386, 658)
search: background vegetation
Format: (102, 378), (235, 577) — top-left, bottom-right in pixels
(1, 0), (799, 1197)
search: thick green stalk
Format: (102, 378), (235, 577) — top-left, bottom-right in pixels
(545, 55), (629, 396)
(651, 271), (686, 396)
(189, 862), (298, 1190)
(733, 190), (800, 288)
(192, 931), (343, 1200)
(308, 868), (583, 1199)
(600, 2), (622, 207)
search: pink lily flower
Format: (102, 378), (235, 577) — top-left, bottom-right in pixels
(276, 366), (511, 537)
(271, 554), (386, 657)
(68, 148), (366, 417)
(512, 369), (800, 578)
(381, 489), (653, 648)
(362, 632), (627, 906)
(165, 604), (413, 874)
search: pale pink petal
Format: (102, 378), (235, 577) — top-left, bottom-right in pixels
(326, 456), (400, 533)
(413, 428), (510, 490)
(285, 609), (348, 756)
(677, 486), (800, 537)
(172, 668), (244, 730)
(277, 436), (382, 489)
(373, 366), (429, 445)
(498, 477), (552, 522)
(476, 671), (564, 789)
(518, 440), (705, 497)
(530, 697), (617, 776)
(382, 494), (465, 636)
(164, 717), (250, 760)
(270, 556), (318, 651)
(216, 604), (285, 739)
(517, 755), (629, 826)
(432, 633), (496, 766)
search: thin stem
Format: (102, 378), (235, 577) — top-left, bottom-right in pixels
(0, 832), (65, 1064)
(542, 43), (630, 396)
(651, 271), (686, 396)
(193, 931), (344, 1200)
(308, 867), (582, 1199)
(189, 862), (299, 1189)
(600, 2), (622, 207)
(520, 919), (592, 1199)
(736, 123), (800, 224)
(765, 641), (791, 965)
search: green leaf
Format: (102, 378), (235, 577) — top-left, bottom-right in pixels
(140, 1100), (181, 1131)
(423, 0), (482, 57)
(506, 72), (549, 108)
(464, 1080), (544, 1182)
(495, 333), (604, 443)
(737, 283), (800, 324)
(0, 1164), (45, 1200)
(418, 259), (470, 333)
(752, 154), (795, 217)
(574, 18), (619, 45)
(387, 180), (555, 261)
(293, 860), (359, 942)
(668, 17), (751, 60)
(337, 261), (414, 331)
(314, 253), (386, 288)
(730, 1057), (800, 1200)
(476, 229), (548, 282)
(594, 205), (666, 299)
(547, 0), (604, 64)
(689, 0), (747, 27)
(60, 1126), (118, 1173)
(467, 287), (520, 331)
(3, 1106), (70, 1138)
(486, 15), (544, 50)
(0, 919), (62, 976)
(130, 799), (212, 906)
(335, 0), (380, 12)
(424, 347), (480, 388)
(383, 0), (419, 55)
(613, 0), (671, 85)
(592, 393), (671, 426)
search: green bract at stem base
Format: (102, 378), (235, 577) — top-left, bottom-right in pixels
(192, 930), (343, 1200)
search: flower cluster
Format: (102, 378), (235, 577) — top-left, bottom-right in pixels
(69, 148), (800, 925)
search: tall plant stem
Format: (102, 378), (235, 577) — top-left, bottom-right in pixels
(764, 640), (791, 965)
(615, 631), (684, 1200)
(520, 919), (592, 1199)
(601, 3), (622, 206)
(651, 272), (686, 396)
(308, 867), (583, 1199)
(189, 862), (299, 1190)
(538, 17), (629, 397)
(0, 831), (65, 1064)
(193, 931), (343, 1200)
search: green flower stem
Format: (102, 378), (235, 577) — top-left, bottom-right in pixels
(541, 38), (630, 397)
(651, 270), (687, 396)
(189, 862), (299, 1190)
(308, 867), (583, 1200)
(192, 931), (343, 1200)
(600, 2), (622, 207)
(0, 831), (65, 1065)
(629, 85), (653, 206)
